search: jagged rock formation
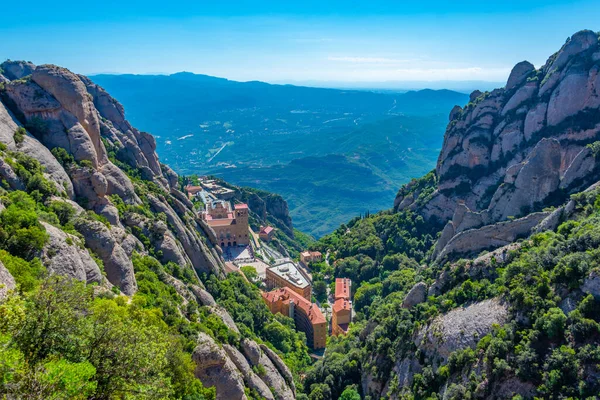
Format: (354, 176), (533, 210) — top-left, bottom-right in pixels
(240, 338), (296, 400)
(0, 60), (226, 292)
(0, 260), (16, 300)
(363, 298), (509, 398)
(39, 221), (104, 286)
(0, 60), (296, 399)
(395, 30), (600, 261)
(402, 282), (427, 308)
(193, 333), (248, 400)
(192, 334), (296, 400)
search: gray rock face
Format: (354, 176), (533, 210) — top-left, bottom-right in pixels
(32, 65), (107, 167)
(402, 282), (428, 308)
(436, 212), (548, 261)
(240, 339), (294, 400)
(0, 260), (16, 300)
(1, 60), (35, 80)
(259, 344), (297, 396)
(2, 61), (225, 289)
(40, 222), (104, 285)
(582, 269), (600, 299)
(190, 285), (217, 307)
(416, 298), (509, 362)
(74, 218), (136, 295)
(395, 30), (600, 260)
(223, 345), (275, 400)
(506, 61), (535, 90)
(147, 194), (224, 277)
(0, 102), (73, 197)
(192, 333), (248, 400)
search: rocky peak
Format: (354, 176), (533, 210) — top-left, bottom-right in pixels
(0, 61), (226, 293)
(395, 30), (600, 260)
(1, 60), (35, 80)
(506, 61), (535, 90)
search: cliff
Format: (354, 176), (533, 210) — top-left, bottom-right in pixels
(394, 30), (600, 261)
(0, 61), (297, 399)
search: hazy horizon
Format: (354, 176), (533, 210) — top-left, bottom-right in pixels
(2, 0), (599, 85)
(87, 70), (504, 92)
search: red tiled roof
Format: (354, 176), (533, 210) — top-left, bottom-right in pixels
(335, 278), (351, 301)
(224, 262), (238, 274)
(234, 203), (248, 210)
(206, 218), (234, 226)
(262, 287), (326, 325)
(260, 226), (274, 234)
(333, 298), (352, 313)
(185, 185), (203, 194)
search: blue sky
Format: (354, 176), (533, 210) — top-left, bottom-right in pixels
(1, 1), (599, 84)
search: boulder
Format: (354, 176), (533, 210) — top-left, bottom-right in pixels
(259, 344), (296, 396)
(1, 60), (35, 80)
(223, 344), (275, 400)
(74, 218), (137, 295)
(488, 139), (562, 222)
(190, 285), (217, 306)
(436, 212), (549, 261)
(0, 102), (74, 197)
(560, 147), (597, 190)
(402, 282), (428, 308)
(32, 65), (107, 166)
(548, 30), (599, 73)
(0, 260), (16, 300)
(415, 298), (509, 362)
(0, 156), (25, 190)
(192, 333), (247, 400)
(506, 61), (535, 91)
(240, 338), (262, 365)
(207, 305), (240, 334)
(582, 269), (600, 299)
(240, 339), (294, 399)
(40, 222), (104, 285)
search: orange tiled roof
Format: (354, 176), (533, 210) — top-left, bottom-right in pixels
(234, 203), (248, 210)
(333, 298), (352, 313)
(335, 278), (351, 301)
(262, 287), (326, 325)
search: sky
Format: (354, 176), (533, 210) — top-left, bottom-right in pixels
(1, 1), (599, 85)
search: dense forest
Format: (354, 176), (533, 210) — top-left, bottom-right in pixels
(299, 178), (600, 399)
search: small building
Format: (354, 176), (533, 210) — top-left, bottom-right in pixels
(262, 287), (327, 349)
(184, 185), (203, 200)
(200, 179), (236, 200)
(332, 298), (352, 336)
(300, 251), (322, 265)
(332, 278), (352, 336)
(202, 201), (250, 247)
(259, 226), (275, 242)
(266, 261), (312, 301)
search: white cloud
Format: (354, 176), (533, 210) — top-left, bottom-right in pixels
(328, 56), (418, 64)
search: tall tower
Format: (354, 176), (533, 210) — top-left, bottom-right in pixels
(233, 203), (250, 245)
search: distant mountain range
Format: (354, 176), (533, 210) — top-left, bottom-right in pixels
(90, 72), (469, 236)
(269, 79), (505, 93)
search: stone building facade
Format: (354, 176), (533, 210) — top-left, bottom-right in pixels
(202, 201), (250, 247)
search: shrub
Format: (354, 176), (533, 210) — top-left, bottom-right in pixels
(51, 147), (75, 168)
(13, 127), (26, 145)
